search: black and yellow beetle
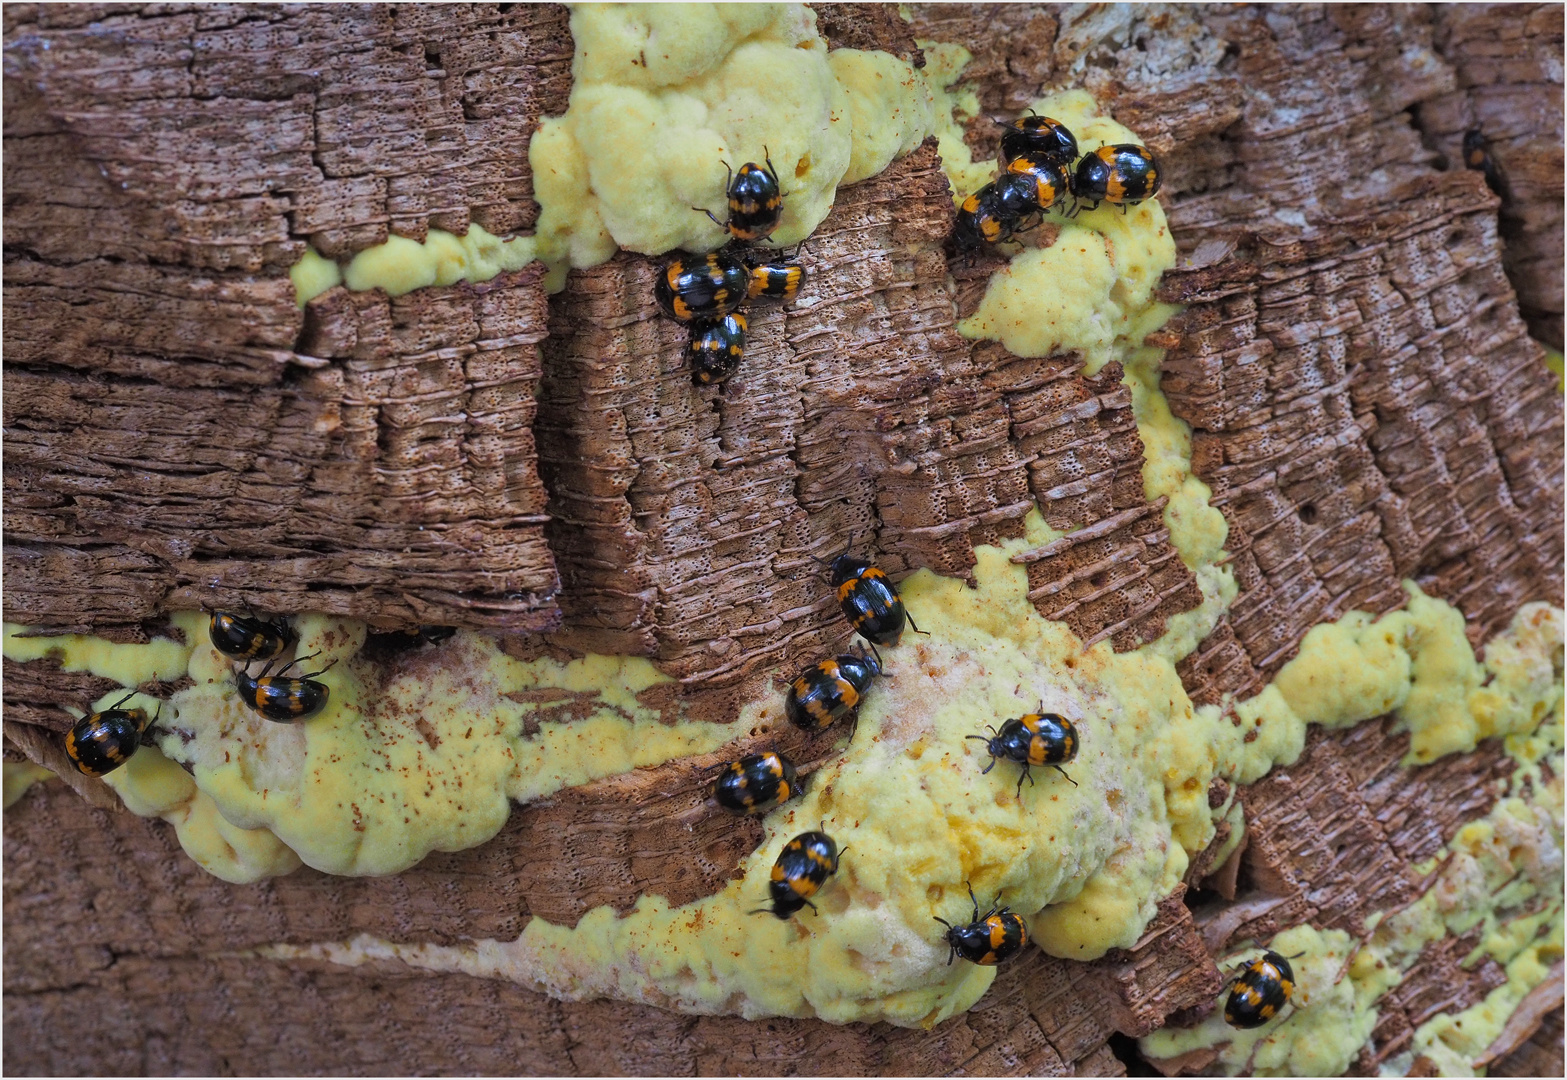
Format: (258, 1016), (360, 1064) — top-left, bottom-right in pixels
(1462, 128), (1506, 198)
(784, 648), (884, 733)
(65, 690), (158, 777)
(1005, 152), (1073, 216)
(745, 260), (805, 303)
(1224, 950), (1303, 1028)
(713, 751), (800, 815)
(363, 625), (457, 656)
(700, 155), (784, 243)
(208, 608), (293, 662)
(655, 251), (750, 322)
(952, 180), (1017, 250)
(953, 171), (1045, 251)
(999, 114), (1078, 168)
(234, 652), (335, 723)
(687, 312), (747, 385)
(934, 883), (1029, 966)
(1071, 143), (1161, 212)
(752, 830), (842, 919)
(829, 553), (921, 648)
(968, 706), (1079, 797)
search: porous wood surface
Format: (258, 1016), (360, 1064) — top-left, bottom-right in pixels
(1488, 999), (1566, 1078)
(3, 2), (1563, 1076)
(1426, 4), (1565, 350)
(3, 1), (570, 635)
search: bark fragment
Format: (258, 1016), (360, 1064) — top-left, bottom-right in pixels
(3, 3), (570, 634)
(3, 3), (1563, 1076)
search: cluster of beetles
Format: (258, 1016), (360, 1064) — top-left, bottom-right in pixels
(61, 113), (1297, 1028)
(64, 618), (450, 777)
(656, 119), (1296, 1018)
(714, 543), (1079, 966)
(655, 152), (807, 385)
(955, 115), (1161, 251)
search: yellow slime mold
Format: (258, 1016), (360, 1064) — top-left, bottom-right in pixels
(256, 542), (1562, 1028)
(291, 5), (941, 303)
(7, 39), (1560, 1038)
(1142, 765), (1563, 1077)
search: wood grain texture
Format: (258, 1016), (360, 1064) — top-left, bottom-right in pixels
(3, 2), (1562, 1076)
(3, 2), (568, 634)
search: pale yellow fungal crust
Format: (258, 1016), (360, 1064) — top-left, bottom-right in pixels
(3, 622), (192, 689)
(1144, 925), (1384, 1077)
(946, 89), (1239, 671)
(828, 48), (935, 186)
(288, 248), (342, 308)
(290, 225), (542, 307)
(1141, 764), (1563, 1078)
(1274, 593), (1565, 766)
(530, 2), (930, 272)
(254, 545), (1561, 1029)
(956, 91), (1177, 370)
(914, 41), (993, 201)
(3, 761), (55, 809)
(104, 745), (305, 885)
(1411, 910), (1564, 1077)
(289, 6), (941, 302)
(5, 612), (736, 880)
(7, 56), (1563, 1040)
(1543, 346), (1564, 389)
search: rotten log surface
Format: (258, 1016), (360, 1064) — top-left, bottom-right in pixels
(3, 3), (1563, 1076)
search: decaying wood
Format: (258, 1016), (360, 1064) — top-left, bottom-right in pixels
(1427, 5), (1565, 351)
(1472, 959), (1564, 1071)
(3, 2), (569, 633)
(3, 2), (1562, 1076)
(1488, 999), (1566, 1078)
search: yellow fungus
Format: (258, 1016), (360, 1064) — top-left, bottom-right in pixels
(8, 24), (1559, 1038)
(3, 761), (55, 809)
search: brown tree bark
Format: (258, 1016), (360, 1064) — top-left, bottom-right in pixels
(3, 3), (1562, 1075)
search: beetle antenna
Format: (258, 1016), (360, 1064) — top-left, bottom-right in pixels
(866, 641), (884, 672)
(302, 657), (339, 680)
